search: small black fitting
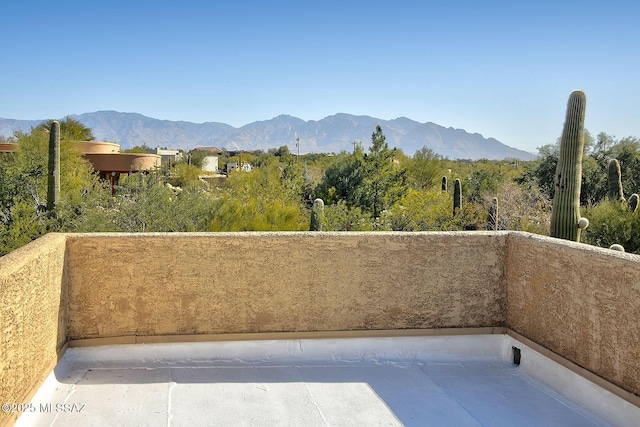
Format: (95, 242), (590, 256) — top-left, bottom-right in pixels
(512, 346), (521, 366)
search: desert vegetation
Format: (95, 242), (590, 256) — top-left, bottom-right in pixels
(1, 115), (640, 255)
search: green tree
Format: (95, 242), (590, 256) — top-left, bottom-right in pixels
(269, 145), (294, 163)
(0, 201), (45, 254)
(316, 126), (406, 219)
(315, 149), (366, 206)
(185, 149), (209, 168)
(34, 117), (95, 141)
(0, 121), (109, 254)
(169, 163), (206, 188)
(124, 144), (152, 153)
(465, 164), (503, 204)
(580, 155), (607, 206)
(357, 126), (406, 218)
(280, 161), (315, 207)
(593, 132), (616, 155)
(0, 135), (15, 143)
(404, 147), (443, 191)
(518, 143), (558, 199)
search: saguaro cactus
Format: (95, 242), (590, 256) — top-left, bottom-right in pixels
(607, 158), (625, 201)
(453, 179), (462, 216)
(550, 90), (589, 242)
(441, 176), (447, 192)
(488, 197), (498, 230)
(309, 198), (324, 231)
(629, 194), (638, 213)
(47, 120), (60, 212)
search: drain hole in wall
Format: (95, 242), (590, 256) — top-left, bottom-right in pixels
(512, 346), (521, 366)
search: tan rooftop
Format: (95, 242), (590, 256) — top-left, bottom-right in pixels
(1, 232), (639, 426)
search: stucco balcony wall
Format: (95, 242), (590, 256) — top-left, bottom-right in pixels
(1, 231), (640, 427)
(64, 232), (509, 339)
(506, 232), (640, 399)
(0, 234), (67, 427)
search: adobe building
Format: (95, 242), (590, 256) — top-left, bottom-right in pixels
(191, 146), (222, 154)
(151, 147), (183, 166)
(0, 141), (161, 193)
(0, 143), (18, 153)
(201, 155), (219, 172)
(77, 142), (161, 192)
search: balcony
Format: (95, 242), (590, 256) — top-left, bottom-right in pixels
(1, 232), (639, 426)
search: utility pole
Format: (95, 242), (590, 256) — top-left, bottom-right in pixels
(296, 137), (300, 164)
(352, 140), (358, 153)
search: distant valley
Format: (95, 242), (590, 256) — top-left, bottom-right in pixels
(0, 111), (536, 161)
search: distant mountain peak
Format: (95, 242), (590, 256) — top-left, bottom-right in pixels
(0, 112), (535, 160)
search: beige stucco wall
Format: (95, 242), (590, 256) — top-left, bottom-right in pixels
(3, 230), (640, 426)
(77, 141), (121, 154)
(64, 232), (508, 340)
(507, 232), (640, 396)
(0, 234), (67, 427)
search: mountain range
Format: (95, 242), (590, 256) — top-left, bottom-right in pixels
(0, 111), (535, 160)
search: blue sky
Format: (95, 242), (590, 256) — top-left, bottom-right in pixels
(1, 1), (639, 153)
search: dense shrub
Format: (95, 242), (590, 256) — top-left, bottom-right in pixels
(491, 181), (551, 234)
(208, 162), (307, 231)
(321, 201), (376, 231)
(582, 199), (640, 254)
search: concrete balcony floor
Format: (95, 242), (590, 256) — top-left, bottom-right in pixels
(15, 335), (638, 427)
